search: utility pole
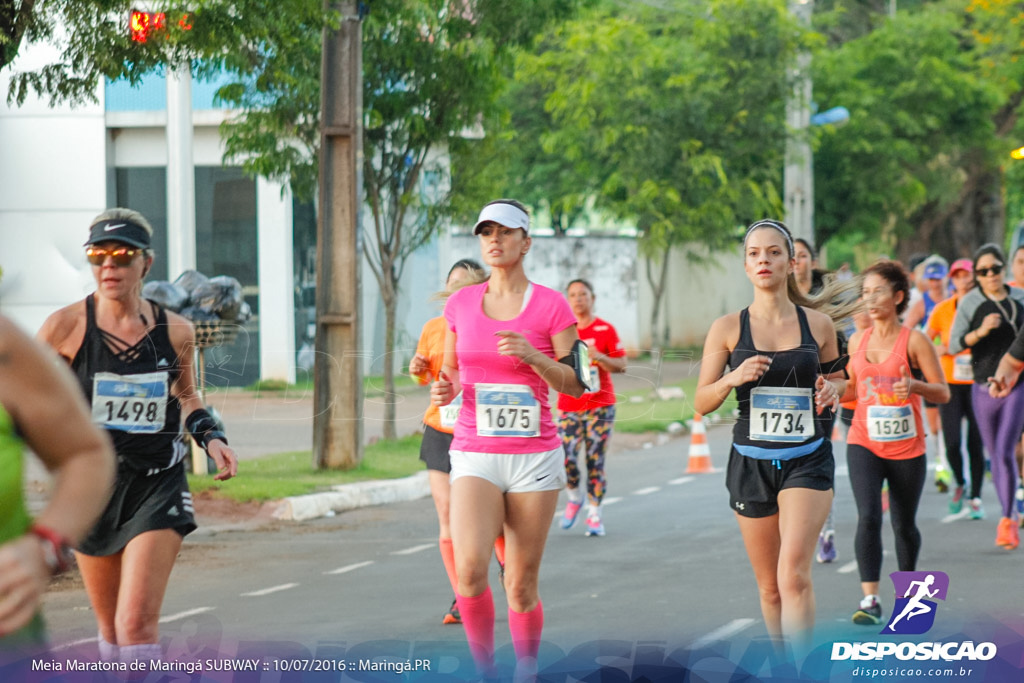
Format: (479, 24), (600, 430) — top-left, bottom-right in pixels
(784, 0), (814, 246)
(314, 0), (363, 469)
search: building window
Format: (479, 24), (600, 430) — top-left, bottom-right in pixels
(114, 167), (169, 282)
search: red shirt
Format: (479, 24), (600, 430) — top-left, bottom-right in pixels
(557, 317), (625, 412)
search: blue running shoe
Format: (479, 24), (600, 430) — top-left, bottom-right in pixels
(816, 530), (836, 563)
(585, 516), (605, 537)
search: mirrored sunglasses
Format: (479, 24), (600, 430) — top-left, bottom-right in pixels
(86, 246), (143, 267)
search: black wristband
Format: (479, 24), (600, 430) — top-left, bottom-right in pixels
(186, 409), (228, 449)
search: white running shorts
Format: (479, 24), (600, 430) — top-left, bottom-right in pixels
(449, 447), (566, 493)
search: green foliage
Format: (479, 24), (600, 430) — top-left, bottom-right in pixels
(812, 0), (1023, 258)
(455, 0), (805, 251)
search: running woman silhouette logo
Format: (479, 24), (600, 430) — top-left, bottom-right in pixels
(884, 571), (950, 635)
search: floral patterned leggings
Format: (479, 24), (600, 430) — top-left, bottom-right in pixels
(558, 405), (616, 506)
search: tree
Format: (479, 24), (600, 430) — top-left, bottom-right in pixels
(812, 0), (1024, 263)
(458, 0), (807, 351)
(2, 2), (324, 105)
(215, 0), (587, 439)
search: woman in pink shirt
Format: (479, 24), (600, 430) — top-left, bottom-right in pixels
(431, 199), (586, 679)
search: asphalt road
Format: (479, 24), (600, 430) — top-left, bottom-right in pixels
(35, 423), (1024, 682)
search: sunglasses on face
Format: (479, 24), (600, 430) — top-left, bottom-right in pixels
(975, 264), (1004, 278)
(86, 246), (143, 267)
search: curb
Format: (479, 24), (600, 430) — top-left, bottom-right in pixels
(273, 471), (431, 521)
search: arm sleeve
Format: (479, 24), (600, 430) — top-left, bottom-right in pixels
(948, 293), (980, 355)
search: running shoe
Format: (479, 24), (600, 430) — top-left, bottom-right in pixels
(935, 468), (951, 494)
(561, 500), (583, 530)
(881, 483), (890, 514)
(852, 595), (884, 626)
(969, 498), (985, 520)
(585, 516), (605, 537)
(1016, 484), (1024, 515)
(815, 529), (837, 564)
(996, 517), (1020, 550)
(949, 486), (964, 514)
(443, 598), (461, 625)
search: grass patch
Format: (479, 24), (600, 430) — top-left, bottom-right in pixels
(614, 376), (737, 433)
(188, 434), (425, 503)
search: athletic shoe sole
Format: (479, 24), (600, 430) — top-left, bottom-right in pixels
(852, 610), (883, 626)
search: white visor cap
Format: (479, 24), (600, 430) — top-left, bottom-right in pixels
(472, 202), (529, 235)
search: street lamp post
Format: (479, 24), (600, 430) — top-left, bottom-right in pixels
(784, 0), (814, 246)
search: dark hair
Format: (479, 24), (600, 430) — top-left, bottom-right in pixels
(907, 252), (929, 272)
(447, 258), (485, 282)
(862, 259), (911, 316)
(483, 198), (529, 214)
(566, 278), (594, 295)
(744, 219), (794, 258)
(972, 243), (1005, 271)
(793, 237), (817, 262)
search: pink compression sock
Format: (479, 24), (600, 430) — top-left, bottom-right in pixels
(439, 538), (458, 594)
(456, 587), (495, 674)
(508, 600), (544, 661)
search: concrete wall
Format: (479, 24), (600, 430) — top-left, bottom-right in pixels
(0, 43), (107, 333)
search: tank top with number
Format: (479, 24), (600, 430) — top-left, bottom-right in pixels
(71, 295), (186, 472)
(730, 306), (828, 458)
(847, 325), (925, 460)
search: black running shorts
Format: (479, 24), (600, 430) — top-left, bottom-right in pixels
(419, 424), (454, 473)
(77, 461), (196, 556)
(725, 440), (834, 518)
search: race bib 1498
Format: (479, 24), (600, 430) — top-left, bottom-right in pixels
(91, 371), (169, 433)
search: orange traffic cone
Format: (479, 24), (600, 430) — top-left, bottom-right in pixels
(686, 413), (714, 474)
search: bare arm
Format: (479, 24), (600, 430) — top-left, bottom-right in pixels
(593, 349), (627, 374)
(899, 330), (950, 404)
(0, 318), (115, 635)
(497, 324), (585, 398)
(167, 313), (237, 481)
(988, 353), (1024, 398)
(903, 298), (926, 329)
(694, 314), (773, 416)
(431, 327), (461, 406)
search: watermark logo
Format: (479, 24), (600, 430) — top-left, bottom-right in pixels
(884, 571), (949, 635)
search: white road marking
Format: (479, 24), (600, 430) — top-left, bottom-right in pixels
(160, 606), (217, 622)
(602, 497), (624, 506)
(690, 618), (756, 649)
(837, 561), (859, 574)
(942, 509), (971, 523)
(669, 477), (694, 485)
(325, 560), (375, 575)
(634, 486), (661, 496)
(391, 543), (435, 556)
(241, 583), (299, 597)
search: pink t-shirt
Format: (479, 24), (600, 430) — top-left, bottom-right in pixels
(443, 281), (577, 453)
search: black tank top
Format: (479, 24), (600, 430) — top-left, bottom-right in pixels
(71, 295), (186, 472)
(729, 306), (829, 451)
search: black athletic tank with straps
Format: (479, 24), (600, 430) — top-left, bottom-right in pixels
(729, 306), (830, 454)
(71, 295), (187, 472)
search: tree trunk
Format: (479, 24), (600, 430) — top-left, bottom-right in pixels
(645, 253), (671, 389)
(382, 272), (398, 440)
(901, 165), (1004, 262)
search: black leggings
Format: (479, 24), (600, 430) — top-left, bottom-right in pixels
(938, 383), (986, 499)
(847, 444), (926, 583)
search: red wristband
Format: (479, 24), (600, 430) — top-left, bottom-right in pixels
(29, 523), (73, 575)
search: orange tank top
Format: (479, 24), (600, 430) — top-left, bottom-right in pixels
(847, 325), (926, 460)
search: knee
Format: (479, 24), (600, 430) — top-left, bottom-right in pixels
(115, 611), (159, 645)
(504, 574), (539, 613)
(777, 568), (813, 600)
(757, 582), (783, 610)
(455, 558), (491, 595)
